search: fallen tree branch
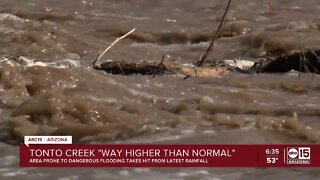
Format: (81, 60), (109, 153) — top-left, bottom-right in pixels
(94, 60), (165, 75)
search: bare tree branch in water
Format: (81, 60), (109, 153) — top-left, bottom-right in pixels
(195, 0), (232, 67)
(152, 55), (165, 78)
(183, 0), (232, 80)
(92, 28), (136, 67)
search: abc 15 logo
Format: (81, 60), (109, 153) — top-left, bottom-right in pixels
(287, 147), (311, 160)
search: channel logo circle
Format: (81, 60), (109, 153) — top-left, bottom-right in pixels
(288, 148), (298, 158)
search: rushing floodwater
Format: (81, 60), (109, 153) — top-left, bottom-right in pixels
(0, 0), (320, 179)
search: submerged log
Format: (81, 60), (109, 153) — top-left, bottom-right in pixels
(94, 60), (229, 77)
(94, 61), (164, 75)
(253, 50), (320, 74)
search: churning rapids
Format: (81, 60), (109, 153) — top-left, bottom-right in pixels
(0, 0), (320, 179)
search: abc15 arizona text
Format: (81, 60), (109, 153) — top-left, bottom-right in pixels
(286, 147), (311, 164)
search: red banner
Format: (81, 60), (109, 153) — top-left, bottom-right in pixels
(20, 145), (320, 167)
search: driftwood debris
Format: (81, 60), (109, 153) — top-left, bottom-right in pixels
(94, 60), (228, 77)
(252, 50), (320, 74)
(93, 49), (320, 77)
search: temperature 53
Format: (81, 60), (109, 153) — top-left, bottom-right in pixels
(267, 157), (279, 164)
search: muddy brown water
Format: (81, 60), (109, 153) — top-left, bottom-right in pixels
(0, 0), (320, 179)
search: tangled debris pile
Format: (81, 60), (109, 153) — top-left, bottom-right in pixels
(1, 49), (320, 78)
(92, 49), (320, 77)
